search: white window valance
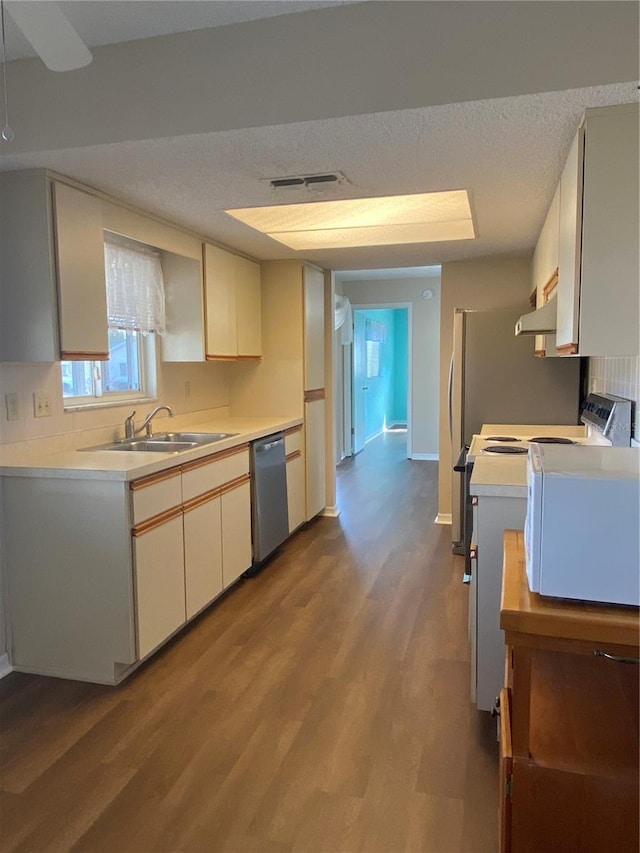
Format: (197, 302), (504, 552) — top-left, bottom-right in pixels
(104, 233), (166, 335)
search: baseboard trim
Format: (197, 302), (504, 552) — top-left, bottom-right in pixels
(320, 506), (340, 518)
(410, 453), (439, 461)
(435, 513), (452, 525)
(0, 653), (13, 679)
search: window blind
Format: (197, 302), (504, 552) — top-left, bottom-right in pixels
(104, 233), (166, 335)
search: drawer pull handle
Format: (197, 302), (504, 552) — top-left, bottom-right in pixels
(594, 650), (640, 665)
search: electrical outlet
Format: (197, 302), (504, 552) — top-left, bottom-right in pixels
(4, 393), (20, 421)
(33, 392), (52, 418)
(184, 380), (191, 400)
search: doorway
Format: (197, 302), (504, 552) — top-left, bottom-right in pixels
(348, 305), (412, 458)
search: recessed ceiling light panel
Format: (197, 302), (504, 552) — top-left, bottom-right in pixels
(226, 191), (475, 250)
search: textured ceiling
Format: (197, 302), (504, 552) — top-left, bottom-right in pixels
(0, 2), (637, 271)
(3, 83), (635, 269)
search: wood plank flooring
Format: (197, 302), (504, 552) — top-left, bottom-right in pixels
(0, 432), (498, 852)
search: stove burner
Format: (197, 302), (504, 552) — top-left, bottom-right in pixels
(484, 445), (528, 455)
(484, 436), (520, 442)
(529, 437), (576, 444)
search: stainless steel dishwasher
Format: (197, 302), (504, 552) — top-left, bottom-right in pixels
(246, 432), (289, 574)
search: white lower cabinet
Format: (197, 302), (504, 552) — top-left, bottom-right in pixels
(133, 511), (186, 659)
(221, 481), (252, 587)
(183, 494), (223, 620)
(286, 454), (306, 533)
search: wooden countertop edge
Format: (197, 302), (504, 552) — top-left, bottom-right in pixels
(500, 530), (640, 650)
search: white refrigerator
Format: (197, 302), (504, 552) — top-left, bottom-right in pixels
(449, 307), (581, 549)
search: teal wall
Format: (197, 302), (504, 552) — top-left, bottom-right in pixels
(392, 308), (408, 424)
(355, 307), (408, 443)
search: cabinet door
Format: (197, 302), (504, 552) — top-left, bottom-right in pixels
(286, 453), (306, 533)
(556, 129), (584, 353)
(204, 243), (237, 358)
(498, 688), (513, 853)
(532, 186), (560, 357)
(303, 265), (325, 391)
(53, 181), (109, 360)
(304, 399), (326, 520)
(133, 511), (186, 659)
(221, 480), (252, 588)
(184, 494), (223, 619)
(235, 255), (262, 357)
(579, 107), (639, 356)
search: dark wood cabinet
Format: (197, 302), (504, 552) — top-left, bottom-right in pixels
(499, 531), (639, 853)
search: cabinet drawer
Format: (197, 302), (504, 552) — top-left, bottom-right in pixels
(285, 427), (302, 455)
(182, 446), (249, 502)
(131, 468), (182, 525)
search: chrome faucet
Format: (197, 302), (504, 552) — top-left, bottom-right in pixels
(125, 405), (174, 438)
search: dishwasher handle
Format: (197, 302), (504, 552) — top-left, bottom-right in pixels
(255, 437), (285, 453)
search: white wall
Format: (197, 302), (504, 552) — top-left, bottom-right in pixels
(338, 272), (441, 459)
(438, 255), (532, 519)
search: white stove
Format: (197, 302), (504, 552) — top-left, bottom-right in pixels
(468, 430), (592, 462)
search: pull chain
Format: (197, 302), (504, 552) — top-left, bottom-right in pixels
(0, 0), (14, 142)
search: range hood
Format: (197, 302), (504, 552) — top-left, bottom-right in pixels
(515, 298), (557, 336)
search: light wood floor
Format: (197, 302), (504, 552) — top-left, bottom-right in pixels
(0, 432), (498, 853)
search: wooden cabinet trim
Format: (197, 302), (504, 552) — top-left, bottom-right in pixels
(130, 467), (182, 491)
(132, 505), (183, 537)
(219, 473), (251, 497)
(542, 270), (559, 302)
(61, 351), (109, 361)
(286, 450), (302, 463)
(304, 388), (325, 403)
(182, 488), (221, 514)
(181, 443), (249, 473)
(284, 425), (303, 436)
(205, 354), (239, 361)
(556, 342), (579, 355)
(499, 687), (513, 853)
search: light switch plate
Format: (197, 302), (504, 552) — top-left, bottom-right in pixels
(33, 392), (52, 418)
(5, 393), (20, 421)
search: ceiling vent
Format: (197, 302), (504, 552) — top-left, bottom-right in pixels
(266, 171), (349, 191)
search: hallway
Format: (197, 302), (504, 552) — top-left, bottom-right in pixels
(0, 432), (498, 853)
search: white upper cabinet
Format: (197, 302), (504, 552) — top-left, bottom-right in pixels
(532, 186), (560, 357)
(0, 172), (107, 362)
(204, 243), (262, 360)
(53, 182), (109, 360)
(303, 265), (325, 391)
(556, 103), (639, 356)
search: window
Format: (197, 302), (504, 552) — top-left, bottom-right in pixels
(62, 234), (164, 408)
(365, 318), (386, 379)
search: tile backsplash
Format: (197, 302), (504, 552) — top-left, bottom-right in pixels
(588, 356), (640, 441)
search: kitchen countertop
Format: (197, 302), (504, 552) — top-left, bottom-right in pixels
(0, 416), (302, 482)
(470, 456), (528, 498)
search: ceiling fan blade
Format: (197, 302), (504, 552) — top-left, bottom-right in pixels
(5, 1), (91, 71)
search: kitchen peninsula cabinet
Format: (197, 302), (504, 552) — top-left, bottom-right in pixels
(0, 171), (108, 362)
(554, 102), (639, 356)
(203, 243), (262, 360)
(2, 443), (252, 684)
(498, 530), (639, 853)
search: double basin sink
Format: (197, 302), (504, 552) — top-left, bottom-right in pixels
(82, 432), (238, 454)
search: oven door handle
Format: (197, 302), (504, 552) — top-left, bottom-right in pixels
(453, 445), (469, 472)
